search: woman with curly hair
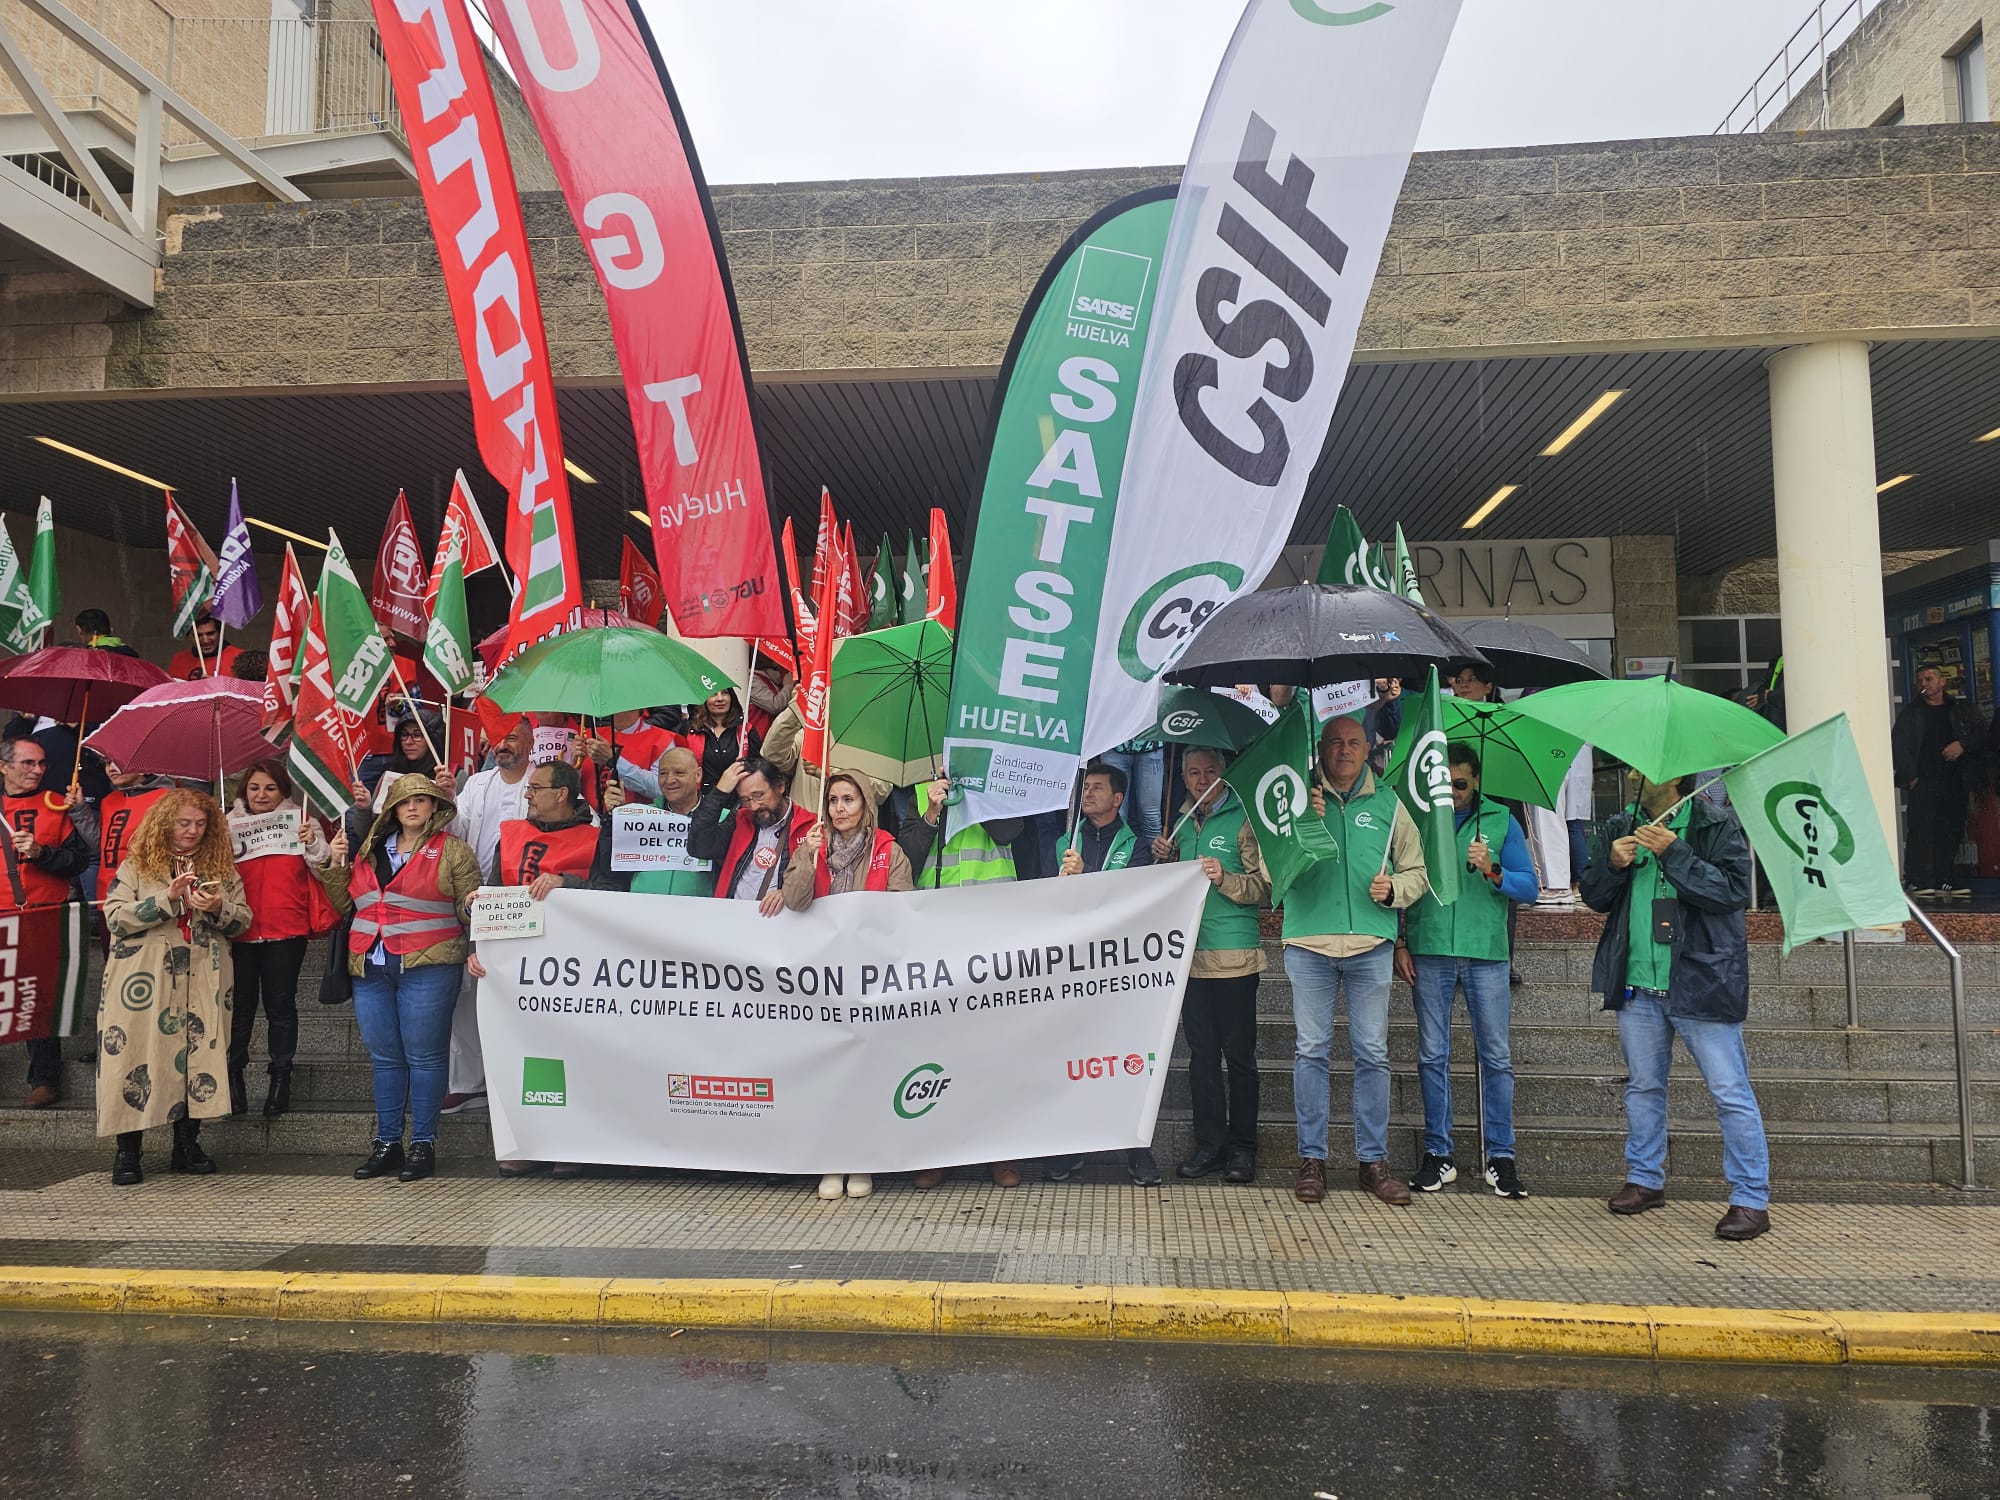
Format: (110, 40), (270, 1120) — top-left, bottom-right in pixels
(97, 788), (251, 1186)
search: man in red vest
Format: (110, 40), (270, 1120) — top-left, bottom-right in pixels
(688, 756), (814, 916)
(7, 736), (90, 1108)
(168, 613), (243, 681)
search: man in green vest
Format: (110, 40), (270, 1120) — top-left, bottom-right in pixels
(899, 773), (1019, 888)
(1284, 715), (1429, 1206)
(1149, 747), (1269, 1184)
(1050, 761), (1159, 1186)
(1055, 763), (1150, 876)
(602, 747), (717, 896)
(1392, 745), (1536, 1200)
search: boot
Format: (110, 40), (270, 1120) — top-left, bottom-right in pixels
(397, 1141), (436, 1183)
(228, 1065), (248, 1118)
(263, 1067), (292, 1119)
(111, 1132), (143, 1187)
(170, 1118), (216, 1175)
(355, 1140), (405, 1180)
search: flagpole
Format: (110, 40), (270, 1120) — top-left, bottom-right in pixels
(385, 655), (444, 769)
(1165, 774), (1223, 844)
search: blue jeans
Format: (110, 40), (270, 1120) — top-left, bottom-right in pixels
(1567, 821), (1589, 885)
(1617, 992), (1770, 1210)
(1285, 941), (1393, 1163)
(1411, 955), (1515, 1159)
(1099, 746), (1164, 846)
(351, 953), (464, 1145)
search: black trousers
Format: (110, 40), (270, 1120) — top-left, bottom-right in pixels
(228, 936), (307, 1073)
(1904, 777), (1967, 889)
(1182, 974), (1260, 1155)
(24, 1037), (61, 1090)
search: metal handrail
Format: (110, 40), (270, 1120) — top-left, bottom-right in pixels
(1897, 899), (1978, 1191)
(1716, 0), (1885, 134)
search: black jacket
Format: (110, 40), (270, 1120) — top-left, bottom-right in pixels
(1580, 795), (1753, 1024)
(1891, 695), (1985, 787)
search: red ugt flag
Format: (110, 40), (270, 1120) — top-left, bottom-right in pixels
(926, 507), (957, 630)
(262, 542), (311, 732)
(371, 490), (429, 644)
(799, 525), (845, 772)
(620, 535), (664, 628)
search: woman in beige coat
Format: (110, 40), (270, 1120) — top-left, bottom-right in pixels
(98, 788), (251, 1185)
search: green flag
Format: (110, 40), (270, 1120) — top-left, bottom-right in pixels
(868, 532), (899, 630)
(319, 528), (393, 716)
(1382, 667), (1457, 907)
(1315, 505), (1391, 589)
(1222, 699), (1340, 904)
(1391, 522), (1423, 606)
(0, 515), (34, 655)
(1721, 713), (1907, 953)
(16, 496), (57, 649)
(898, 529), (924, 625)
(423, 532), (475, 696)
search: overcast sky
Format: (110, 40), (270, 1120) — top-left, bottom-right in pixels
(640, 1), (1818, 186)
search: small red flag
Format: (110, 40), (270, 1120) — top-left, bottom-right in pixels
(371, 490), (429, 644)
(425, 469), (501, 613)
(780, 515), (813, 663)
(839, 522), (869, 638)
(164, 491), (220, 638)
(262, 543), (311, 732)
(809, 487), (837, 604)
(799, 523), (844, 772)
(926, 507), (957, 631)
(619, 535), (664, 627)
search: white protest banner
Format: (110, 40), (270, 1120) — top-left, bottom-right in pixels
(478, 865), (1209, 1173)
(1310, 679), (1375, 723)
(228, 809), (304, 862)
(611, 805), (708, 873)
(532, 726), (574, 766)
(469, 886), (548, 943)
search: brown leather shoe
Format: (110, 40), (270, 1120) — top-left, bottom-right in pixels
(989, 1161), (1021, 1188)
(25, 1085), (57, 1109)
(1358, 1161), (1412, 1206)
(1714, 1206), (1770, 1241)
(1294, 1157), (1327, 1203)
(1608, 1182), (1667, 1215)
(912, 1168), (946, 1189)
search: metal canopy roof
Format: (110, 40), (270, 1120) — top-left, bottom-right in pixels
(0, 338), (1994, 587)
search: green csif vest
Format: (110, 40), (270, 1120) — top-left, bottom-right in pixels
(1174, 794), (1262, 953)
(629, 806), (720, 898)
(1281, 776), (1400, 944)
(1404, 800), (1512, 962)
(912, 781), (1016, 888)
(1057, 817), (1136, 873)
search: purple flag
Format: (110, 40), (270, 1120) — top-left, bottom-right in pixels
(213, 479), (262, 629)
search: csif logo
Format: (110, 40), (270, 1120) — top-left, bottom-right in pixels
(522, 1056), (567, 1107)
(893, 1062), (952, 1120)
(1255, 764), (1309, 841)
(1406, 729), (1452, 812)
(1161, 709), (1205, 737)
(1291, 0), (1394, 22)
(1762, 781), (1855, 888)
(1116, 561), (1247, 682)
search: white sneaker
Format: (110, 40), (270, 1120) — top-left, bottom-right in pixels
(845, 1173), (874, 1198)
(1535, 889), (1574, 908)
(817, 1173), (845, 1200)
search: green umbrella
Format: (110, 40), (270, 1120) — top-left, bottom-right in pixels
(484, 627), (730, 718)
(1149, 686), (1273, 752)
(829, 618), (952, 788)
(1442, 697), (1584, 810)
(1507, 676), (1784, 784)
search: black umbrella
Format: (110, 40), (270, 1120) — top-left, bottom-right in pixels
(1162, 584), (1487, 690)
(1453, 618), (1608, 689)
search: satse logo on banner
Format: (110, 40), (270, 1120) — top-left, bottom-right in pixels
(1068, 244), (1153, 344)
(522, 1056), (567, 1106)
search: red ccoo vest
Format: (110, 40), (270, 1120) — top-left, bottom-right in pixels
(95, 787), (170, 903)
(497, 818), (597, 886)
(1, 792), (75, 910)
(346, 832), (461, 956)
(812, 828), (896, 898)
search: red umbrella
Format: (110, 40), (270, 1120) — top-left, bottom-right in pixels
(84, 679), (271, 782)
(0, 646), (170, 723)
(475, 606), (635, 671)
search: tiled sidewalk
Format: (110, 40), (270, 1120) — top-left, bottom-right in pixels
(1, 1153), (1995, 1313)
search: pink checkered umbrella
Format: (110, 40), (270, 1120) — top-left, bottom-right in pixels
(84, 678), (272, 783)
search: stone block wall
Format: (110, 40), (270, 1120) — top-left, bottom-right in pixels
(1611, 535), (1679, 664)
(1772, 0), (1998, 131)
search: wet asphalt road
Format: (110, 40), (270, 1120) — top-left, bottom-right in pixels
(3, 1313), (1998, 1498)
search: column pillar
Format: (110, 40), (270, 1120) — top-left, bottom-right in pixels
(1767, 340), (1897, 849)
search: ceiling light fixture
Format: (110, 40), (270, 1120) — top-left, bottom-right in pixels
(1540, 390), (1626, 457)
(1978, 427), (2000, 442)
(1876, 474), (1915, 493)
(565, 459), (597, 484)
(31, 436), (173, 490)
(1462, 484), (1519, 529)
(628, 509), (650, 525)
(246, 517), (329, 550)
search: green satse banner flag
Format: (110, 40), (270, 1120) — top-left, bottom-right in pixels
(1221, 699), (1340, 905)
(319, 529), (393, 716)
(942, 189), (1175, 823)
(17, 496), (57, 649)
(0, 517), (35, 655)
(424, 534), (475, 695)
(1316, 505), (1391, 589)
(1382, 667), (1458, 907)
(1721, 713), (1907, 953)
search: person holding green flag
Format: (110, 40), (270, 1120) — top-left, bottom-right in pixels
(1392, 744), (1537, 1200)
(1283, 714), (1429, 1207)
(1580, 769), (1770, 1242)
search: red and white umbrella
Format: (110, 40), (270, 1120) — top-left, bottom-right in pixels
(85, 679), (272, 783)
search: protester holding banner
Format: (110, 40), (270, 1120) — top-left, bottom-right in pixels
(98, 789), (251, 1186)
(682, 690), (759, 795)
(690, 757), (815, 916)
(8, 734), (89, 1109)
(1392, 745), (1535, 1200)
(317, 774), (481, 1185)
(1149, 747), (1269, 1185)
(1581, 772), (1769, 1241)
(898, 773), (1018, 890)
(1056, 764), (1152, 877)
(225, 760), (334, 1119)
(603, 748), (714, 897)
(1285, 716), (1430, 1208)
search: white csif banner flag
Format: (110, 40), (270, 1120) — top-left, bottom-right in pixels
(1081, 0), (1462, 759)
(478, 866), (1210, 1173)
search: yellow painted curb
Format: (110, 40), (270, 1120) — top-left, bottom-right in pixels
(0, 1267), (1992, 1367)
